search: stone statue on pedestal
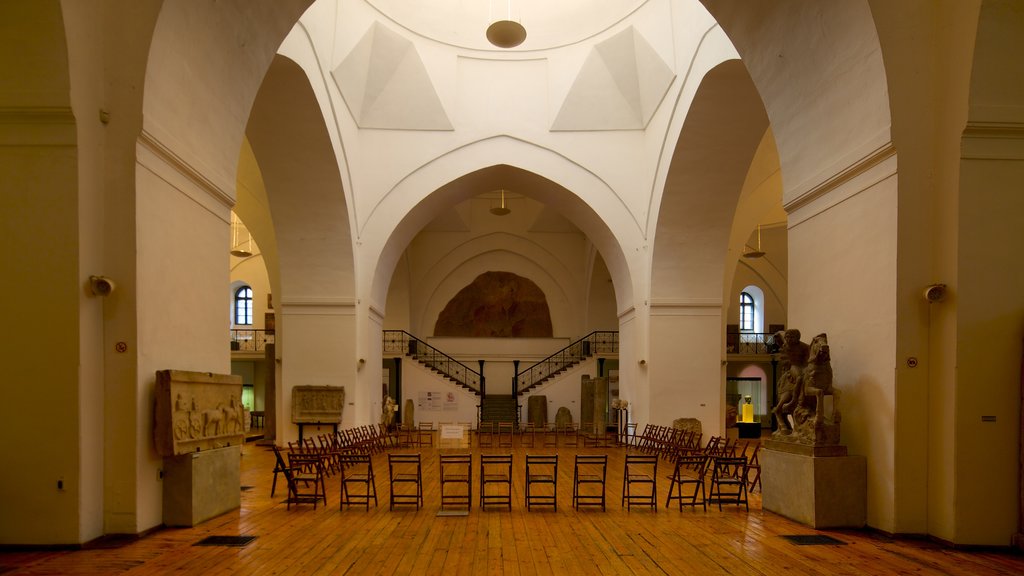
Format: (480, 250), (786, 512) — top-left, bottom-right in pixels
(772, 330), (841, 446)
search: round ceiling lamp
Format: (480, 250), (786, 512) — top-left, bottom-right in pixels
(486, 1), (526, 48)
(742, 224), (765, 259)
(486, 20), (526, 48)
(490, 189), (511, 216)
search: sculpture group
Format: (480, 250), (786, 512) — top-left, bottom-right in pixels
(771, 329), (841, 445)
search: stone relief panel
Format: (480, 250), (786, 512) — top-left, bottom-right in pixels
(291, 385), (345, 423)
(154, 370), (245, 457)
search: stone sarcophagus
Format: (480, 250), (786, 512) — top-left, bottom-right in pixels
(292, 385), (345, 424)
(155, 370), (245, 457)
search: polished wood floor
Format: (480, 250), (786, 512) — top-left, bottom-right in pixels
(3, 435), (1023, 576)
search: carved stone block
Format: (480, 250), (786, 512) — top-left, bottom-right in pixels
(291, 385), (344, 423)
(672, 417), (702, 438)
(155, 370), (245, 457)
(555, 406), (573, 429)
(527, 395), (547, 426)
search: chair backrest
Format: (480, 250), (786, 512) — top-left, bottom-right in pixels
(575, 454), (608, 477)
(526, 454), (558, 470)
(440, 453), (472, 466)
(479, 453), (512, 475)
(713, 456), (747, 477)
(339, 452), (371, 466)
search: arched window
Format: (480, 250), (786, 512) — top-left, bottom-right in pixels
(234, 286), (253, 325)
(739, 291), (755, 332)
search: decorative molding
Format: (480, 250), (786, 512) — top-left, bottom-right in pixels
(0, 106), (75, 124)
(0, 106), (76, 146)
(138, 128), (234, 210)
(649, 298), (722, 316)
(961, 120), (1024, 160)
(280, 297), (358, 316)
(784, 140), (896, 216)
(367, 304), (385, 324)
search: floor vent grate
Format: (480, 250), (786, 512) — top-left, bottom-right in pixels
(194, 535), (257, 547)
(781, 534), (847, 546)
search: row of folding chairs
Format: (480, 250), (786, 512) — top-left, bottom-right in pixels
(636, 424), (702, 459)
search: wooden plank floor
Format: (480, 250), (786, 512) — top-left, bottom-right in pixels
(3, 438), (1023, 575)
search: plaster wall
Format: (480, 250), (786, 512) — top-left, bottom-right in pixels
(788, 155), (898, 534)
(134, 150), (233, 533)
(954, 139), (1024, 544)
(399, 361), (482, 427)
(0, 119), (80, 544)
(277, 305), (357, 444)
(647, 309), (724, 438)
(520, 358), (600, 427)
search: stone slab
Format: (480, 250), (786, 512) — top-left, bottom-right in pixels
(154, 370), (244, 457)
(527, 395), (547, 426)
(761, 447), (866, 528)
(163, 445), (241, 527)
(291, 385), (345, 424)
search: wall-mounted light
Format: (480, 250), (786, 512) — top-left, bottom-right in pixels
(89, 275), (116, 296)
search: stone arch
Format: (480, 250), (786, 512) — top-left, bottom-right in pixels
(366, 142), (639, 315)
(247, 55), (355, 302)
(416, 237), (577, 337)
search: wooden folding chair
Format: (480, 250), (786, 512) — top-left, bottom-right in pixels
(439, 453), (472, 511)
(338, 452), (377, 510)
(388, 453), (423, 510)
(707, 456), (749, 511)
(480, 454), (513, 510)
(497, 421), (514, 448)
(525, 454), (558, 510)
(273, 445), (327, 510)
(622, 454), (658, 510)
(573, 454), (608, 511)
(666, 452), (708, 511)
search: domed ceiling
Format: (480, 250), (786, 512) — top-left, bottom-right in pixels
(367, 0), (646, 50)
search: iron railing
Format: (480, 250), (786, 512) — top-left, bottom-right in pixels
(383, 330), (482, 395)
(726, 331), (778, 355)
(230, 329), (274, 352)
(515, 331), (619, 394)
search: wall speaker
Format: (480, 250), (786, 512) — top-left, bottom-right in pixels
(923, 283), (946, 303)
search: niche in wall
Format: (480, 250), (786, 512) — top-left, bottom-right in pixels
(434, 271), (553, 337)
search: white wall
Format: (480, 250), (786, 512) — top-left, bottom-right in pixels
(399, 360), (482, 427)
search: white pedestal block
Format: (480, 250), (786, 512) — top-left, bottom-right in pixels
(761, 446), (866, 529)
(163, 445), (241, 527)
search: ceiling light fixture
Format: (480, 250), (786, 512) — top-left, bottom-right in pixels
(490, 189), (511, 216)
(230, 212), (253, 258)
(486, 1), (526, 48)
(742, 224), (765, 259)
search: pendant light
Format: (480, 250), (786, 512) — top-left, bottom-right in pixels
(490, 189), (511, 216)
(486, 0), (526, 48)
(230, 213), (253, 258)
(743, 224), (765, 258)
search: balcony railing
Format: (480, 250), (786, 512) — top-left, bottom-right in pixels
(383, 330), (482, 395)
(515, 331), (618, 394)
(726, 331), (778, 355)
(230, 329), (275, 353)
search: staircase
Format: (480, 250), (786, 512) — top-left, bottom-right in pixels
(516, 331), (619, 394)
(383, 330), (481, 395)
(479, 395), (519, 426)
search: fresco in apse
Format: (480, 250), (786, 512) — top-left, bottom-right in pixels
(434, 271), (553, 337)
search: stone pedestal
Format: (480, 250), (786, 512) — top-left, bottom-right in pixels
(163, 445), (241, 527)
(761, 444), (866, 529)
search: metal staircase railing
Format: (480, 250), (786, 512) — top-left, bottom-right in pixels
(515, 331), (618, 394)
(383, 330), (482, 395)
(726, 331), (779, 355)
